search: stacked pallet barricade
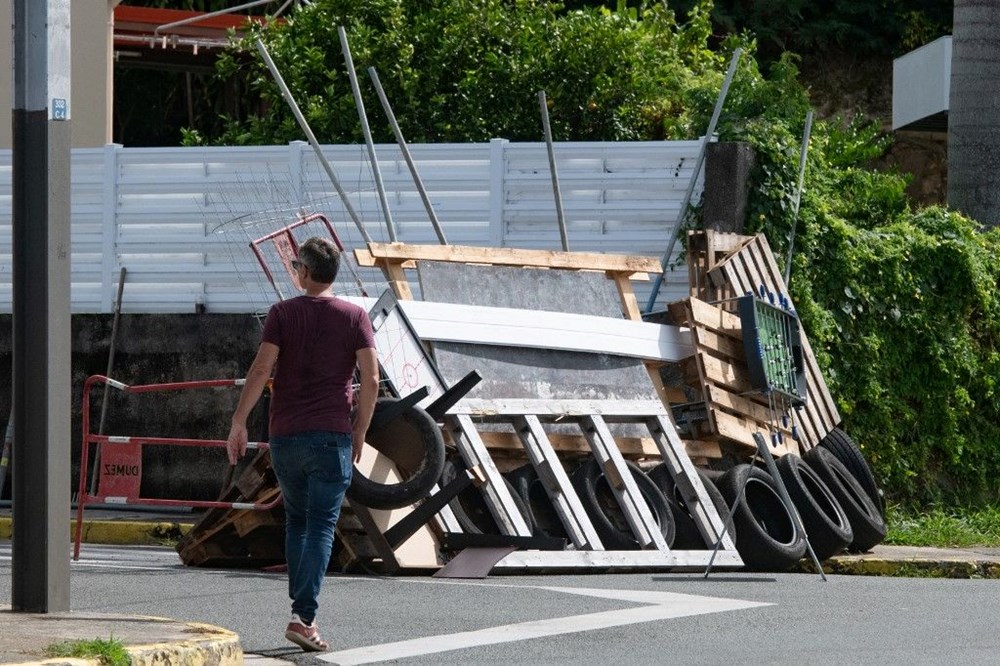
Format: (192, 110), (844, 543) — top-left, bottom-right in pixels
(176, 450), (285, 568)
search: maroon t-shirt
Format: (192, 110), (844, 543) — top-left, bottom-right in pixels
(261, 295), (376, 436)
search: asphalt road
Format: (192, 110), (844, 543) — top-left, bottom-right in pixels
(3, 543), (999, 665)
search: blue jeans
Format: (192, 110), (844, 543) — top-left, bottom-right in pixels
(270, 430), (353, 625)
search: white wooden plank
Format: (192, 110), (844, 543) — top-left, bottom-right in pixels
(342, 296), (694, 363)
(494, 548), (743, 569)
(451, 398), (669, 418)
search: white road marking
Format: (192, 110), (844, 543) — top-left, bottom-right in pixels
(321, 583), (770, 665)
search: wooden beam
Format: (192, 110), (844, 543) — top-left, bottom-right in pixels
(356, 242), (662, 274)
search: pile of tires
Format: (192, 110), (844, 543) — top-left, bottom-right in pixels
(441, 456), (536, 535)
(570, 457), (675, 549)
(646, 464), (734, 550)
(503, 457), (676, 549)
(697, 427), (886, 571)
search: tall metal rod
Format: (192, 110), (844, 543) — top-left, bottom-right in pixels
(645, 48), (742, 313)
(88, 267), (127, 496)
(538, 90), (568, 251)
(368, 67), (448, 245)
(783, 110), (814, 286)
(254, 38), (373, 244)
(337, 26), (397, 242)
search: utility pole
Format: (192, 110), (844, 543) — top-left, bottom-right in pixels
(11, 0), (73, 612)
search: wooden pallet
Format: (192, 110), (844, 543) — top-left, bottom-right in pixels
(685, 230), (754, 303)
(176, 450), (286, 568)
(665, 297), (798, 458)
(706, 234), (840, 448)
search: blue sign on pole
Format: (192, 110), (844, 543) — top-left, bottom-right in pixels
(52, 98), (67, 120)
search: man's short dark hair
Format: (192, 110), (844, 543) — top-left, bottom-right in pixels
(298, 237), (341, 284)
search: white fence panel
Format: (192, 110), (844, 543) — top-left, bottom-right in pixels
(0, 140), (704, 314)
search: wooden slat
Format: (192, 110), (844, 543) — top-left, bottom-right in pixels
(448, 429), (662, 458)
(697, 354), (754, 394)
(357, 242), (662, 274)
(693, 327), (744, 361)
(711, 409), (794, 456)
(686, 297), (742, 336)
(705, 385), (787, 430)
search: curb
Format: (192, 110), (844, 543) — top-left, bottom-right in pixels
(821, 555), (1000, 579)
(0, 517), (192, 546)
(124, 621), (242, 666)
(1, 615), (241, 666)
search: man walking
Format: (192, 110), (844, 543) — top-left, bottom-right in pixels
(227, 236), (378, 651)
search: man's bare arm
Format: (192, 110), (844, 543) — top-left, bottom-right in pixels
(352, 347), (379, 462)
(226, 341), (279, 465)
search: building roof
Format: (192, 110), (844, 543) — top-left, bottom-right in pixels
(113, 5), (271, 71)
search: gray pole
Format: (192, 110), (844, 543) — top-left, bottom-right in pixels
(367, 67), (448, 245)
(337, 26), (397, 242)
(538, 91), (569, 251)
(11, 0), (73, 612)
(254, 38), (373, 244)
(783, 110), (814, 286)
(645, 48), (742, 313)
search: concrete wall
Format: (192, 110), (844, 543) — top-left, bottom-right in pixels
(0, 0), (116, 148)
(0, 313), (265, 502)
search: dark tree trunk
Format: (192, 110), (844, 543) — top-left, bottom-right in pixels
(948, 0), (1000, 227)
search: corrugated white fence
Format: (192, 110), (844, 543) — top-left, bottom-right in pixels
(0, 139), (703, 314)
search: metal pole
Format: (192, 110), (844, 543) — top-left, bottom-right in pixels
(11, 0), (72, 612)
(538, 90), (568, 251)
(645, 48), (742, 313)
(337, 26), (397, 242)
(783, 110), (814, 286)
(254, 38), (373, 244)
(88, 267), (127, 496)
(368, 67), (448, 245)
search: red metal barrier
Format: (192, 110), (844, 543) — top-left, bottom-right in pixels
(73, 374), (278, 560)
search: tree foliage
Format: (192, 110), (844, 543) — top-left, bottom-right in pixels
(203, 0), (723, 145)
(202, 1), (1000, 508)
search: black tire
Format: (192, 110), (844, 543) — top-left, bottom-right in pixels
(819, 427), (884, 518)
(346, 397), (446, 510)
(441, 457), (535, 535)
(717, 464), (807, 571)
(503, 463), (568, 540)
(775, 454), (853, 560)
(571, 457), (675, 550)
(803, 446), (887, 553)
(646, 464), (734, 549)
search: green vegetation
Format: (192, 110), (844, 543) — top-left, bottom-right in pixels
(45, 637), (130, 666)
(200, 1), (1000, 508)
(886, 506), (1000, 548)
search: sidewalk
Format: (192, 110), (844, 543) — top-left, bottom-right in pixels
(4, 509), (1000, 664)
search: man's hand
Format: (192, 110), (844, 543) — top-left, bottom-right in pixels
(226, 422), (248, 465)
(351, 425), (366, 463)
